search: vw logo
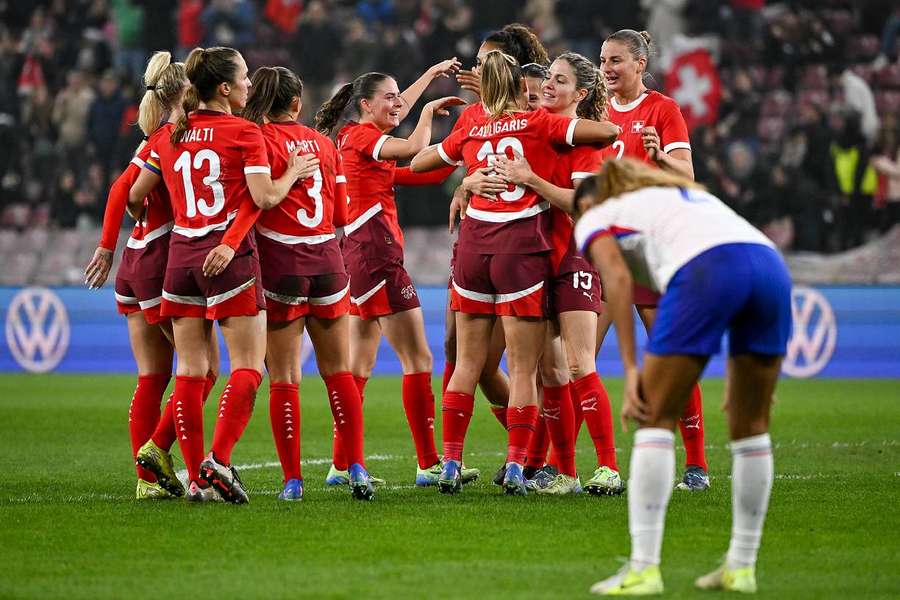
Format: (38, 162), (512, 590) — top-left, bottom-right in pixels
(783, 286), (836, 378)
(5, 287), (70, 373)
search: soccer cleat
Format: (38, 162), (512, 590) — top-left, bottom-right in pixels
(278, 478), (304, 501)
(438, 459), (462, 495)
(695, 562), (757, 593)
(525, 467), (556, 491)
(417, 462), (480, 487)
(185, 480), (221, 503)
(199, 452), (249, 504)
(135, 440), (185, 497)
(348, 463), (375, 501)
(535, 473), (583, 496)
(502, 462), (528, 496)
(676, 465), (710, 491)
(523, 465), (541, 480)
(135, 478), (175, 500)
(492, 463), (507, 486)
(584, 466), (626, 496)
(325, 465), (349, 486)
(590, 564), (664, 595)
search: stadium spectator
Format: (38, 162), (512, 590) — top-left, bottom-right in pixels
(52, 70), (96, 161)
(200, 0), (256, 49)
(291, 1), (342, 118)
(871, 114), (900, 230)
(87, 70), (127, 175)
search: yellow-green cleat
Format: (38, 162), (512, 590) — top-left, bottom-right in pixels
(135, 440), (185, 497)
(584, 466), (625, 496)
(695, 563), (757, 593)
(590, 564), (663, 596)
(136, 478), (175, 500)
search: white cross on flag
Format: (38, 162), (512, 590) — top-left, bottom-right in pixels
(665, 48), (721, 130)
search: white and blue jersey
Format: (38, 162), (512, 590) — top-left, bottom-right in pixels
(574, 186), (792, 357)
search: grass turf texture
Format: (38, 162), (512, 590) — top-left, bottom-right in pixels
(1, 375), (898, 599)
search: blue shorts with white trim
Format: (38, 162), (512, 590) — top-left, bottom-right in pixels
(648, 243), (792, 357)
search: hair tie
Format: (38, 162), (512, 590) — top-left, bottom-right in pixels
(142, 134), (150, 141)
(146, 85), (156, 91)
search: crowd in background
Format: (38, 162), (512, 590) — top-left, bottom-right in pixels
(1, 0), (899, 255)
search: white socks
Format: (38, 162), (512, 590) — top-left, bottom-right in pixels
(628, 428), (675, 570)
(727, 433), (774, 569)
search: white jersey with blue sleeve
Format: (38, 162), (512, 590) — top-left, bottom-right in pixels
(574, 186), (775, 293)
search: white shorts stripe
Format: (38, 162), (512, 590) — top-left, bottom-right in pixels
(351, 280), (386, 305)
(452, 280), (544, 305)
(264, 289), (307, 306)
(115, 293), (139, 305)
(127, 221), (174, 249)
(162, 291), (206, 306)
(496, 281), (543, 304)
(173, 210), (238, 238)
(309, 283), (350, 306)
(343, 203), (382, 237)
(465, 201), (549, 223)
(138, 296), (162, 310)
(207, 278), (256, 307)
(256, 224), (335, 245)
(663, 141), (692, 154)
(452, 281), (494, 304)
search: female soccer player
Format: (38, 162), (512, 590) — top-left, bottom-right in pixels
(128, 46), (315, 504)
(410, 50), (619, 495)
(83, 51), (219, 500)
(315, 63), (466, 486)
(599, 29), (709, 491)
(574, 159), (789, 595)
(243, 66), (373, 501)
(494, 52), (623, 496)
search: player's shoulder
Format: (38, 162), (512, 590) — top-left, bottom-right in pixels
(644, 90), (682, 114)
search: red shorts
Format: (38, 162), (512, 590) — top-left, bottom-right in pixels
(161, 236), (264, 320)
(633, 283), (661, 307)
(342, 215), (420, 320)
(451, 250), (550, 318)
(551, 255), (603, 315)
(259, 233), (350, 322)
(114, 233), (170, 324)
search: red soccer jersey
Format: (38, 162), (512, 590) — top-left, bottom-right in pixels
(547, 144), (604, 270)
(438, 108), (576, 254)
(336, 121), (403, 244)
(602, 90), (691, 163)
(256, 121), (348, 242)
(146, 110), (270, 252)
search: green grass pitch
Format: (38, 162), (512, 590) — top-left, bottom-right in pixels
(1, 374), (898, 598)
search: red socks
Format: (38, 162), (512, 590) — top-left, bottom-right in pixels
(211, 368), (262, 465)
(403, 372), (440, 469)
(129, 373), (170, 482)
(542, 384), (577, 477)
(332, 375), (368, 470)
(573, 372), (618, 471)
(442, 391), (474, 462)
(441, 360), (455, 394)
(525, 413), (549, 470)
(507, 405), (539, 465)
(324, 372), (366, 468)
(152, 371), (216, 451)
(172, 375), (206, 483)
(490, 405), (508, 429)
(679, 384), (707, 471)
(269, 382), (301, 482)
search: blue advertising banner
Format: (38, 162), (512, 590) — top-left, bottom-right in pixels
(2, 286), (899, 378)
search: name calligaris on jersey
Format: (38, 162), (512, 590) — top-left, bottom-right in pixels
(285, 138), (322, 154)
(180, 127), (215, 143)
(469, 118), (529, 138)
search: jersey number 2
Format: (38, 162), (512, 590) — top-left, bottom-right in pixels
(476, 137), (526, 202)
(174, 150), (225, 218)
(612, 140), (625, 160)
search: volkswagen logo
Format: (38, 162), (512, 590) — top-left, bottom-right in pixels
(783, 286), (836, 378)
(5, 287), (70, 373)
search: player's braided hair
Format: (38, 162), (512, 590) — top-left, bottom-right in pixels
(485, 23), (549, 67)
(137, 51), (186, 136)
(557, 52), (608, 122)
(314, 72), (392, 136)
(171, 46), (240, 145)
(243, 66), (303, 125)
(480, 50), (525, 119)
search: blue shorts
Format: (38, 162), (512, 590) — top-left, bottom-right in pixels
(648, 243), (792, 357)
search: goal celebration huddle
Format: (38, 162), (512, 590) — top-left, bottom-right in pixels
(83, 22), (791, 596)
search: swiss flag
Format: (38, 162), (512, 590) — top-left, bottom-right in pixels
(665, 48), (721, 131)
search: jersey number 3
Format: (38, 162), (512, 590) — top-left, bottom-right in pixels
(174, 150), (225, 218)
(297, 168), (324, 228)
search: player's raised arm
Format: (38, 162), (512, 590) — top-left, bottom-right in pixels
(397, 57), (462, 121)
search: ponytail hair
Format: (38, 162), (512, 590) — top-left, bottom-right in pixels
(485, 23), (549, 67)
(244, 66), (303, 125)
(315, 72), (392, 136)
(172, 46), (240, 144)
(577, 157), (702, 216)
(556, 52), (608, 122)
(480, 50), (524, 119)
(137, 51), (187, 136)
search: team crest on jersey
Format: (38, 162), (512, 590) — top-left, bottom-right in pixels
(400, 285), (417, 300)
(631, 120), (645, 133)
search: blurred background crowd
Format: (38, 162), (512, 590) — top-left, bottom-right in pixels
(1, 0), (899, 285)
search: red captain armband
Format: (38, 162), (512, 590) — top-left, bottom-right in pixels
(394, 164), (457, 186)
(221, 202), (262, 250)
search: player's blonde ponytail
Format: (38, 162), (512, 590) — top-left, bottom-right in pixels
(480, 50), (525, 119)
(137, 52), (187, 136)
(588, 157), (703, 208)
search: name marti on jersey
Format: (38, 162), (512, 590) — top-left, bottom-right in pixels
(286, 138), (322, 154)
(469, 117), (529, 138)
(180, 127), (214, 143)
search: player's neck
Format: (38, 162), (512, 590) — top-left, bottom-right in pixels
(358, 114), (387, 132)
(199, 99), (232, 115)
(614, 84), (647, 107)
